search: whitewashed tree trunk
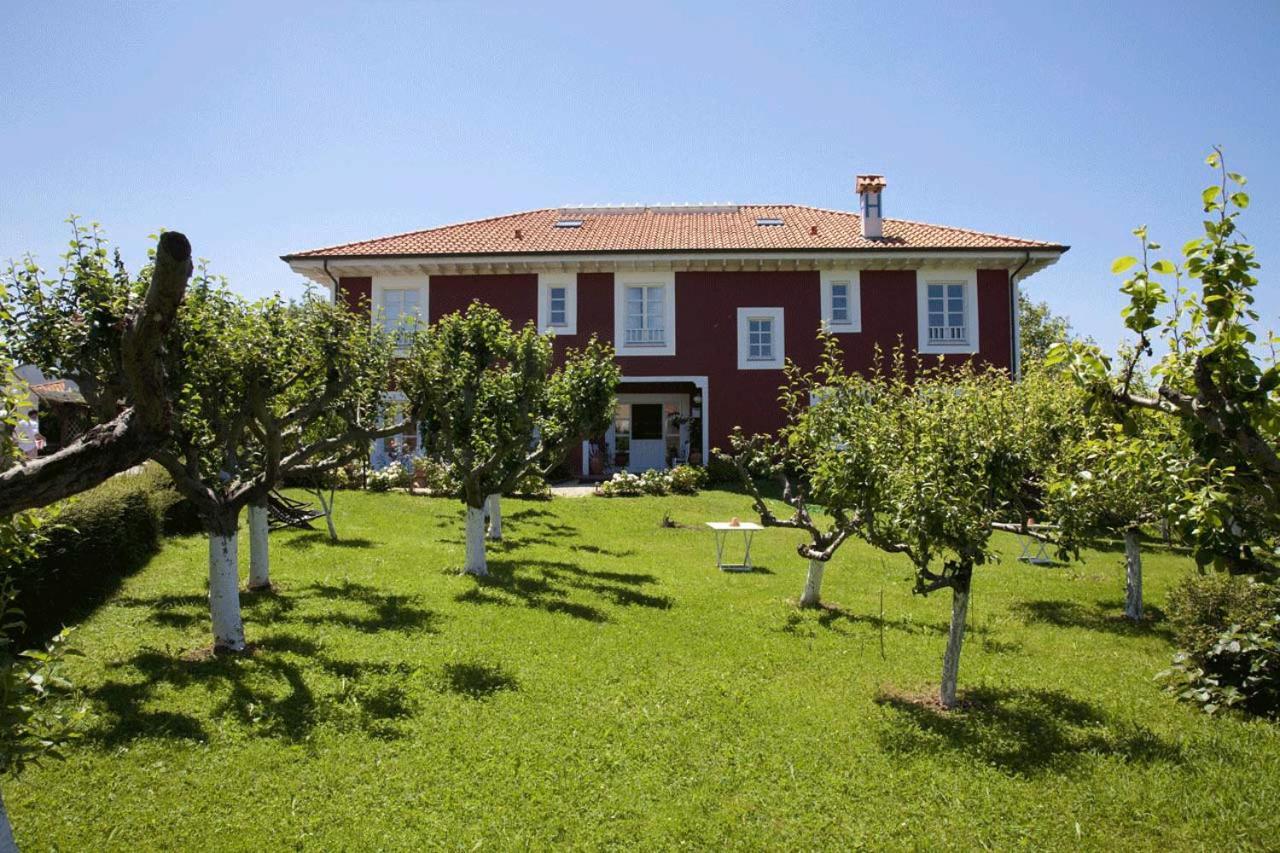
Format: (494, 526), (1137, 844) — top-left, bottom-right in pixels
(1124, 528), (1143, 622)
(799, 559), (825, 607)
(0, 788), (17, 853)
(315, 488), (338, 541)
(247, 498), (270, 590)
(486, 493), (503, 541)
(464, 505), (489, 576)
(208, 518), (246, 652)
(940, 584), (971, 709)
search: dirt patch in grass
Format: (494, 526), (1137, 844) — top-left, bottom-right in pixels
(874, 684), (990, 713)
(180, 642), (260, 663)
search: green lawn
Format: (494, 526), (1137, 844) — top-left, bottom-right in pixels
(9, 489), (1280, 849)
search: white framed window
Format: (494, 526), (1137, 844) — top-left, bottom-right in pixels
(614, 271), (676, 356)
(376, 277), (428, 348)
(537, 273), (577, 335)
(820, 270), (862, 332)
(917, 269), (979, 354)
(736, 307), (785, 370)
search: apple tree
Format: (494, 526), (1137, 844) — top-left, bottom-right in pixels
(401, 302), (618, 576)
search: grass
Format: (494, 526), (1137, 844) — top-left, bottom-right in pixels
(8, 488), (1280, 850)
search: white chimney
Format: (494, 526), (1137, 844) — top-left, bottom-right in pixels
(856, 174), (886, 239)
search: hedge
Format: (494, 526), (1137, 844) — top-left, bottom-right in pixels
(13, 463), (200, 642)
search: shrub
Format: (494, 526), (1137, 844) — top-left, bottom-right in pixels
(1161, 611), (1280, 719)
(511, 470), (551, 500)
(597, 471), (645, 497)
(1167, 573), (1277, 654)
(1161, 576), (1280, 718)
(330, 463), (363, 490)
(706, 449), (771, 486)
(413, 456), (459, 496)
(639, 469), (669, 496)
(10, 463), (197, 642)
(666, 464), (707, 495)
(704, 452), (739, 485)
(597, 466), (706, 498)
(368, 461), (412, 492)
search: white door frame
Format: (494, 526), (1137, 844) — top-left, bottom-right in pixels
(581, 375), (710, 473)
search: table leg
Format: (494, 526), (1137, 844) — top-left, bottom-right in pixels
(743, 530), (754, 570)
(714, 530), (726, 570)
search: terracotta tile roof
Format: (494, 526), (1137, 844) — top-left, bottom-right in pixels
(283, 204), (1066, 259)
(29, 380), (85, 405)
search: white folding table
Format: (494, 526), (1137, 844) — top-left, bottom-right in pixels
(705, 521), (764, 572)
(1018, 524), (1056, 565)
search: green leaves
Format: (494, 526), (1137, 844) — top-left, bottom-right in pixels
(401, 303), (617, 505)
(1066, 148), (1280, 573)
(1111, 256), (1138, 274)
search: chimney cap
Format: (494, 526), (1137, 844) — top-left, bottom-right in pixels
(856, 174), (887, 193)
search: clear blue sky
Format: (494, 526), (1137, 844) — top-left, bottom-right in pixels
(3, 1), (1278, 352)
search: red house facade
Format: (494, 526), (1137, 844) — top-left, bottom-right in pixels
(283, 177), (1067, 476)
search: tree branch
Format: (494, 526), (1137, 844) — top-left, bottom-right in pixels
(0, 232), (192, 515)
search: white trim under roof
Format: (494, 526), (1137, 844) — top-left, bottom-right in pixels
(285, 249), (1063, 286)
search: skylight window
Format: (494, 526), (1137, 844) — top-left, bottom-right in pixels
(755, 217), (784, 226)
(554, 219), (583, 228)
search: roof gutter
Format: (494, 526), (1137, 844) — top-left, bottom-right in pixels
(322, 258), (341, 295)
(1009, 251), (1031, 380)
(283, 244), (1069, 263)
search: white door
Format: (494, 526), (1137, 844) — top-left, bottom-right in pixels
(629, 440), (666, 471)
(627, 403), (666, 472)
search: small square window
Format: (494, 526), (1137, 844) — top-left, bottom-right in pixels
(549, 286), (567, 326)
(539, 273), (576, 335)
(747, 318), (773, 360)
(830, 283), (849, 324)
(821, 272), (860, 333)
(737, 307), (785, 369)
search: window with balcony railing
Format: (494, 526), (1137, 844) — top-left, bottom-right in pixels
(624, 285), (666, 345)
(926, 283), (967, 345)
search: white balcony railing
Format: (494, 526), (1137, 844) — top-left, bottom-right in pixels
(928, 325), (967, 344)
(625, 327), (666, 345)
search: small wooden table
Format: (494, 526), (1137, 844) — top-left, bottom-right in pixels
(706, 522), (764, 572)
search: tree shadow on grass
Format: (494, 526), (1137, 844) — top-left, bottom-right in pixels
(456, 558), (674, 623)
(1014, 599), (1172, 639)
(281, 532), (376, 550)
(92, 581), (444, 744)
(440, 662), (518, 699)
(786, 604), (991, 639)
(86, 631), (423, 745)
(116, 581), (441, 637)
(875, 686), (1183, 776)
(299, 580), (443, 634)
(569, 543), (638, 559)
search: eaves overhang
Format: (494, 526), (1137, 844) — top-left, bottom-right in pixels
(283, 246), (1068, 287)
